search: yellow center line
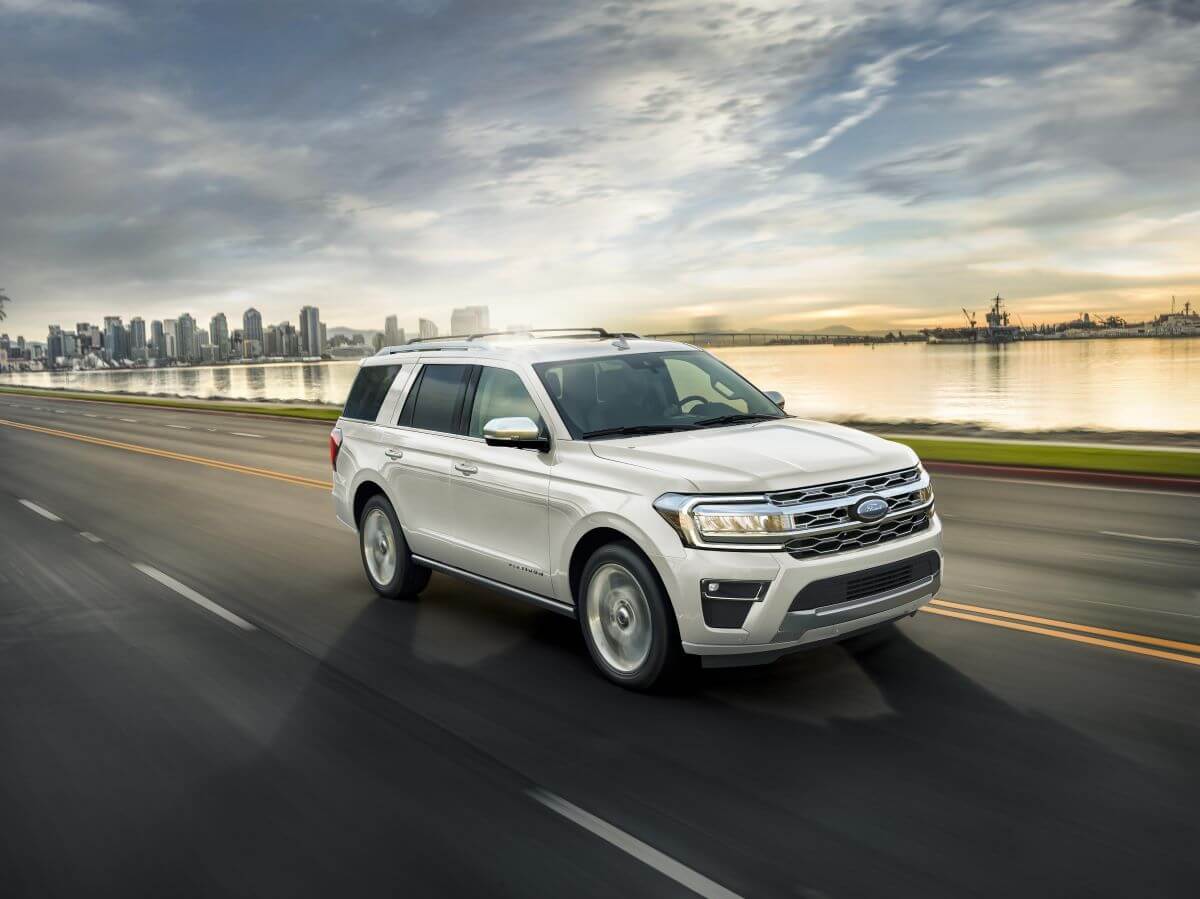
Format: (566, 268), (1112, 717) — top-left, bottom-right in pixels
(0, 417), (330, 491)
(6, 415), (1197, 669)
(921, 606), (1200, 668)
(930, 598), (1200, 656)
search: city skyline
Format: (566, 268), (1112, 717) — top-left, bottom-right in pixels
(0, 303), (496, 368)
(0, 2), (1197, 339)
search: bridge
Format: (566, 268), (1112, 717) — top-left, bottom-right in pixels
(645, 330), (926, 346)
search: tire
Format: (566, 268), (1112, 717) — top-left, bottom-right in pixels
(358, 494), (430, 600)
(577, 541), (690, 690)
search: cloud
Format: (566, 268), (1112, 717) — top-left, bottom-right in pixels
(0, 0), (1198, 338)
(0, 0), (126, 26)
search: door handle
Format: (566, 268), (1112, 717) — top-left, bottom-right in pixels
(454, 461), (478, 475)
(385, 447), (404, 460)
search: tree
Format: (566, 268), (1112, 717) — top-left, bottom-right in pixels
(0, 288), (9, 322)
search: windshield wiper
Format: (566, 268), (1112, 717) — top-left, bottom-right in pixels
(581, 424), (701, 439)
(693, 413), (783, 428)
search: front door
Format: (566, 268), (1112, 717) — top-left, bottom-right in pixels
(448, 364), (553, 596)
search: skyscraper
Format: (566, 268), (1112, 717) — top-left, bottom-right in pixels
(129, 317), (147, 361)
(177, 313), (198, 363)
(243, 308), (263, 358)
(209, 312), (230, 360)
(450, 305), (490, 336)
(299, 305), (322, 356)
(276, 321), (300, 357)
(103, 316), (124, 363)
(150, 320), (165, 360)
(418, 318), (438, 340)
(384, 315), (404, 347)
(47, 325), (64, 362)
(162, 319), (178, 360)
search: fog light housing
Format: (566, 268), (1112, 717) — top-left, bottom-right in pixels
(700, 579), (769, 629)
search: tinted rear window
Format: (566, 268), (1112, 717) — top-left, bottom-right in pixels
(343, 364), (402, 421)
(400, 364), (471, 433)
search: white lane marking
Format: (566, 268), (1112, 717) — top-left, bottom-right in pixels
(18, 500), (62, 522)
(79, 531), (103, 543)
(1101, 531), (1199, 546)
(119, 418), (138, 423)
(888, 433), (1200, 454)
(54, 409), (68, 414)
(230, 432), (264, 439)
(207, 428), (218, 432)
(529, 789), (741, 899)
(132, 563), (256, 631)
(932, 472), (1200, 499)
(165, 424), (190, 430)
(84, 413), (98, 418)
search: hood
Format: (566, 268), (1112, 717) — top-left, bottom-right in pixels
(588, 419), (918, 494)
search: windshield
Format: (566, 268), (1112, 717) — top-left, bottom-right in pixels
(533, 350), (786, 439)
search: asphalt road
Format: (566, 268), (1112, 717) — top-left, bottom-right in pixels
(1, 392), (1197, 898)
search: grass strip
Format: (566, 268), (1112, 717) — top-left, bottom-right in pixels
(0, 385), (340, 421)
(3, 385), (1196, 478)
(894, 436), (1200, 479)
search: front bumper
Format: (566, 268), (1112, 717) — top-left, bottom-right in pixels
(659, 513), (943, 662)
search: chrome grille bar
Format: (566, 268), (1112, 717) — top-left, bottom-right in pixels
(766, 466), (921, 506)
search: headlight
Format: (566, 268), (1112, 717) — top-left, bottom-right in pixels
(693, 510), (790, 538)
(654, 494), (789, 548)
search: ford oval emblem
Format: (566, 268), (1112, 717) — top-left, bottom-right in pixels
(851, 496), (889, 522)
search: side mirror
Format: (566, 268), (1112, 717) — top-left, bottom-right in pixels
(764, 390), (786, 410)
(483, 416), (549, 451)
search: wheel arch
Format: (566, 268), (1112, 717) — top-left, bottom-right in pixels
(352, 478), (387, 529)
(567, 524), (676, 618)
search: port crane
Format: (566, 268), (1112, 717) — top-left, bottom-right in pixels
(961, 308), (977, 329)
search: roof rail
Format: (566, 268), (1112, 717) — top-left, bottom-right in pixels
(377, 328), (645, 356)
(374, 342), (471, 356)
(461, 328), (641, 341)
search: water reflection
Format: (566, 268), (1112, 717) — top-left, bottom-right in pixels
(3, 340), (1196, 431)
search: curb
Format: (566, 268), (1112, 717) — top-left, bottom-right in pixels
(924, 460), (1200, 492)
(0, 388), (338, 425)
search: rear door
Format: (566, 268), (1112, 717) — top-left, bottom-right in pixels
(338, 361), (408, 513)
(383, 362), (473, 558)
(446, 364), (553, 595)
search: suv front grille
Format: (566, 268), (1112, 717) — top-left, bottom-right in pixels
(786, 509), (933, 560)
(768, 466), (921, 506)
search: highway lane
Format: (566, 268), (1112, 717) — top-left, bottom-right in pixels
(2, 392), (1199, 897)
(0, 490), (684, 898)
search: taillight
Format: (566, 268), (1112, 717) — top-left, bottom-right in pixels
(329, 426), (343, 470)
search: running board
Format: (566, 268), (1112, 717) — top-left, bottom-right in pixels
(411, 555), (576, 619)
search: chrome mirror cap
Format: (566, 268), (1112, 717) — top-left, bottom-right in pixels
(764, 390), (786, 409)
(483, 416), (548, 450)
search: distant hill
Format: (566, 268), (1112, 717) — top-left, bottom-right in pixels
(739, 324), (860, 335)
(817, 324), (859, 334)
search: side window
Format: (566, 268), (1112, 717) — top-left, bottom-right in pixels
(468, 367), (543, 437)
(399, 364), (471, 433)
(664, 357), (749, 414)
(343, 364), (402, 421)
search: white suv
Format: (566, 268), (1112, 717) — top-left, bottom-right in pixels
(331, 329), (942, 689)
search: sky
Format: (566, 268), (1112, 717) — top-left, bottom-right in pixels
(1, 0), (1198, 340)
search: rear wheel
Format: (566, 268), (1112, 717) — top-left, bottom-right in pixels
(359, 494), (429, 599)
(578, 542), (689, 690)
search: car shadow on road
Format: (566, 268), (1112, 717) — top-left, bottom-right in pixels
(119, 572), (1200, 898)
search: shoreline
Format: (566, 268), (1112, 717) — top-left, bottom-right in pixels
(2, 384), (1197, 484)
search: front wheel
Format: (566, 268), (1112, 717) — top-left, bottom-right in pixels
(359, 494), (430, 599)
(578, 542), (689, 690)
